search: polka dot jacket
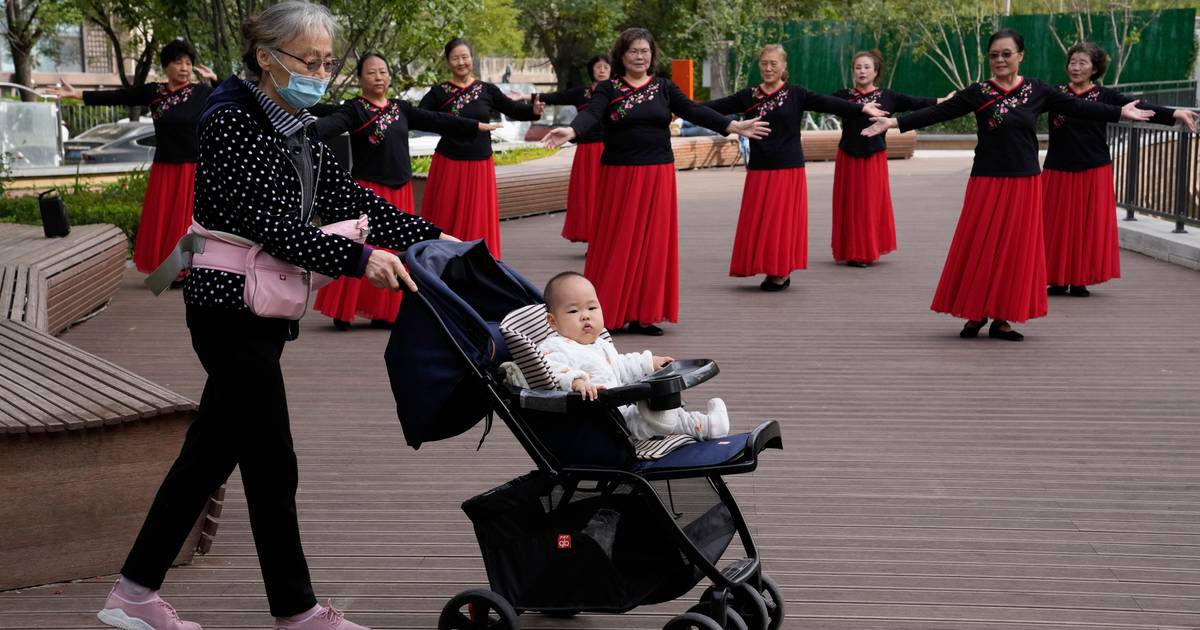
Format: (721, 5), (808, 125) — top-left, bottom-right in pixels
(185, 77), (443, 312)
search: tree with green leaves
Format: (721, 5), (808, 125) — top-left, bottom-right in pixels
(517, 0), (625, 90)
(4, 0), (80, 100)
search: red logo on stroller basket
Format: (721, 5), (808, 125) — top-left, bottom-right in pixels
(556, 534), (572, 549)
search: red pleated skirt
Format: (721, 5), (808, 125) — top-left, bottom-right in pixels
(585, 163), (678, 327)
(420, 153), (501, 258)
(562, 141), (604, 243)
(313, 180), (414, 323)
(132, 162), (196, 273)
(831, 149), (897, 263)
(729, 167), (808, 277)
(931, 175), (1048, 323)
(1042, 165), (1120, 287)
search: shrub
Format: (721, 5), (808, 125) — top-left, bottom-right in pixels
(0, 169), (147, 247)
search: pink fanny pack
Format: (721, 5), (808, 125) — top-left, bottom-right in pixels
(189, 215), (370, 320)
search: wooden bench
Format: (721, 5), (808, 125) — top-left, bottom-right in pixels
(411, 160), (572, 221)
(671, 129), (919, 168)
(0, 224), (127, 335)
(0, 318), (216, 591)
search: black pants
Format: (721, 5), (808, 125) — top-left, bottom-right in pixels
(121, 306), (316, 617)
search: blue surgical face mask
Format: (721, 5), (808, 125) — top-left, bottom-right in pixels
(266, 49), (329, 109)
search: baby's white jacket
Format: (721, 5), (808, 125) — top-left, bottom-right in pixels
(537, 334), (656, 391)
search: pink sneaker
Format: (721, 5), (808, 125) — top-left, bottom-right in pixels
(275, 602), (369, 630)
(97, 583), (201, 630)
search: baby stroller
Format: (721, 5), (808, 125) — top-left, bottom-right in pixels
(385, 240), (784, 630)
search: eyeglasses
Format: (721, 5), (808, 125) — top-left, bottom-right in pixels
(988, 51), (1017, 60)
(274, 48), (341, 74)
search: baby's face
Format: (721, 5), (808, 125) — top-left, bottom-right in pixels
(547, 276), (605, 344)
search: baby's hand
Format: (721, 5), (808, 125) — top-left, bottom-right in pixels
(652, 355), (674, 370)
(572, 376), (600, 401)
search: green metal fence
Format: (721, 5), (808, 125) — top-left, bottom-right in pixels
(737, 9), (1197, 99)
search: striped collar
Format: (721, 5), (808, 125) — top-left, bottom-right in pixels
(243, 78), (317, 136)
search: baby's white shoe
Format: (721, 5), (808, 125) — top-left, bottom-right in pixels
(705, 398), (729, 439)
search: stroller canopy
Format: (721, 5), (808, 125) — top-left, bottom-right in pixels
(385, 240), (541, 449)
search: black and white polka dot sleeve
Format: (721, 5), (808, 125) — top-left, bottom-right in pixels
(314, 143), (444, 251)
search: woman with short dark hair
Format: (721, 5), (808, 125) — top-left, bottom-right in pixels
(536, 53), (613, 243)
(93, 3), (453, 629)
(418, 37), (544, 258)
(1042, 41), (1197, 297)
(45, 39), (218, 278)
(544, 28), (769, 335)
(864, 29), (1155, 341)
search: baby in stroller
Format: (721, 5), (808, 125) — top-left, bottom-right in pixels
(537, 271), (730, 440)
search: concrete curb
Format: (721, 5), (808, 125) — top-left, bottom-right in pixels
(1116, 207), (1200, 271)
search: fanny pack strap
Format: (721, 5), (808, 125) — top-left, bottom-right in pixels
(145, 222), (264, 295)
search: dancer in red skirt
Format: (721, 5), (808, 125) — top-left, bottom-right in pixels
(48, 40), (217, 277)
(537, 54), (612, 243)
(864, 29), (1155, 341)
(832, 50), (950, 268)
(419, 38), (542, 258)
(544, 28), (769, 334)
(311, 53), (495, 330)
(1043, 41), (1197, 297)
(704, 45), (882, 290)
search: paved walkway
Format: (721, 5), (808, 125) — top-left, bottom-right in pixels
(3, 155), (1200, 629)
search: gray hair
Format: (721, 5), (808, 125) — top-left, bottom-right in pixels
(240, 0), (337, 80)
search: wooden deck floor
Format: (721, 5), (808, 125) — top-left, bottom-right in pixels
(3, 155), (1200, 629)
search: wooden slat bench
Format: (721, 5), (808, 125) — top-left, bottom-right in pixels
(0, 224), (127, 335)
(0, 318), (217, 591)
(671, 128), (919, 168)
(412, 160), (572, 221)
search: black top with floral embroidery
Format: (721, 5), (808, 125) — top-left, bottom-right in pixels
(83, 82), (214, 163)
(898, 77), (1123, 177)
(184, 77), (442, 314)
(704, 83), (863, 170)
(1043, 84), (1176, 172)
(570, 76), (733, 166)
(418, 80), (539, 161)
(833, 88), (937, 158)
(312, 96), (478, 187)
(538, 86), (604, 144)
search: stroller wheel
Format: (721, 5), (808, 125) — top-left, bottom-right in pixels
(438, 589), (519, 630)
(757, 574), (785, 630)
(685, 603), (748, 630)
(700, 575), (783, 630)
(663, 612), (724, 630)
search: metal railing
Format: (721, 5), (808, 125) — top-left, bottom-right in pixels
(59, 103), (142, 136)
(1109, 80), (1198, 108)
(1109, 121), (1200, 232)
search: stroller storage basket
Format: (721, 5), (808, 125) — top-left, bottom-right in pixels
(463, 471), (736, 613)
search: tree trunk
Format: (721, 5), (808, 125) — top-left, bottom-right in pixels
(5, 0), (40, 102)
(9, 46), (36, 102)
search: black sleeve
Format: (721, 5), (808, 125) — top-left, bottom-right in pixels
(82, 83), (156, 107)
(418, 87), (440, 111)
(306, 102), (341, 118)
(403, 101), (479, 138)
(1042, 87), (1122, 123)
(311, 101), (358, 140)
(1103, 88), (1177, 127)
(700, 90), (747, 116)
(666, 79), (730, 134)
(488, 83), (539, 121)
(892, 91), (939, 113)
(569, 82), (611, 138)
(898, 87), (978, 132)
(800, 88), (863, 118)
(538, 86), (584, 106)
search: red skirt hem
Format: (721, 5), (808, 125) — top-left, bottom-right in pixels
(831, 150), (896, 263)
(132, 162), (197, 273)
(585, 164), (678, 327)
(728, 167), (809, 277)
(420, 153), (501, 258)
(1042, 165), (1120, 287)
(931, 175), (1048, 323)
(562, 142), (603, 243)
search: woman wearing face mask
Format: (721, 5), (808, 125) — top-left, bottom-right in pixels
(94, 4), (454, 629)
(863, 29), (1155, 341)
(831, 50), (950, 268)
(535, 53), (613, 244)
(1042, 41), (1197, 298)
(543, 28), (769, 335)
(45, 40), (218, 278)
(310, 52), (496, 330)
(703, 44), (882, 291)
(418, 38), (544, 258)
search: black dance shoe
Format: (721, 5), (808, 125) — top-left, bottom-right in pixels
(846, 260), (870, 268)
(988, 320), (1024, 341)
(369, 319), (394, 329)
(626, 322), (665, 336)
(1047, 285), (1068, 296)
(333, 319), (352, 331)
(960, 318), (989, 338)
(1068, 285), (1090, 297)
(759, 277), (791, 292)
